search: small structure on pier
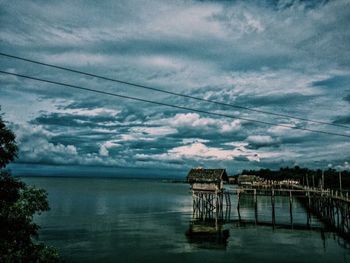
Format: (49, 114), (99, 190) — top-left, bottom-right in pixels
(187, 168), (231, 220)
(237, 174), (260, 187)
(188, 168), (228, 191)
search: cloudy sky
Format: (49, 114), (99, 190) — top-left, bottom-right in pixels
(1, 0), (350, 176)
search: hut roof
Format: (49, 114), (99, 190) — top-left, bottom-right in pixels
(187, 168), (228, 183)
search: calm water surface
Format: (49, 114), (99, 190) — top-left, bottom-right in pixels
(22, 177), (350, 263)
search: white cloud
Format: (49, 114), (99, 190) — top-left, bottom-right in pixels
(130, 126), (177, 136)
(12, 123), (129, 166)
(149, 113), (241, 133)
(137, 142), (260, 162)
(246, 135), (277, 146)
(172, 113), (216, 127)
(182, 138), (210, 144)
(59, 108), (120, 117)
(117, 126), (177, 142)
(99, 141), (120, 157)
(99, 145), (109, 157)
(119, 134), (155, 142)
(224, 142), (249, 147)
(15, 124), (78, 163)
(221, 120), (241, 132)
(266, 124), (309, 139)
(226, 70), (327, 98)
(335, 161), (350, 171)
(41, 52), (111, 66)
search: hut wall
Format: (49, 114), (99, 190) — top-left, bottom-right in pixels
(192, 182), (220, 191)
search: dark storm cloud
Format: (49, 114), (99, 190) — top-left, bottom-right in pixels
(333, 116), (350, 125)
(313, 76), (350, 89)
(344, 95), (350, 103)
(33, 113), (120, 128)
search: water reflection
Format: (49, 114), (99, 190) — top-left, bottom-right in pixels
(22, 177), (350, 263)
(186, 220), (229, 250)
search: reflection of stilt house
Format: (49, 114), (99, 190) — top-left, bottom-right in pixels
(186, 220), (230, 249)
(187, 168), (231, 220)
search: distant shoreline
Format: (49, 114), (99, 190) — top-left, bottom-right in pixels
(8, 163), (188, 180)
(18, 174), (187, 183)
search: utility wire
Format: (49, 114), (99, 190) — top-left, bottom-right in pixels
(1, 70), (350, 138)
(0, 52), (348, 129)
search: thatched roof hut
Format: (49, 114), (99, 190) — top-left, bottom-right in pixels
(187, 168), (228, 191)
(187, 168), (229, 183)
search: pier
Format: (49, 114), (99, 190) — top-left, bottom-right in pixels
(231, 186), (350, 236)
(188, 172), (350, 239)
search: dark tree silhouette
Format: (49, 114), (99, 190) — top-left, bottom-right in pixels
(240, 166), (350, 189)
(0, 113), (18, 168)
(0, 111), (60, 262)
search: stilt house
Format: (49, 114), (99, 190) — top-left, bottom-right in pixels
(187, 168), (229, 192)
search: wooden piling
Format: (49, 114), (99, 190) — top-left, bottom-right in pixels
(306, 191), (311, 228)
(237, 190), (241, 210)
(254, 189), (258, 224)
(237, 190), (241, 222)
(271, 189), (275, 227)
(289, 190), (293, 227)
(322, 170), (324, 190)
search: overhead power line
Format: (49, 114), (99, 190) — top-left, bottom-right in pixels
(0, 52), (348, 129)
(1, 70), (350, 138)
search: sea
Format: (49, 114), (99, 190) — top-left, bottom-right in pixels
(21, 177), (350, 263)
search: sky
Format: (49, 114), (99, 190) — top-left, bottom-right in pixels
(0, 0), (350, 176)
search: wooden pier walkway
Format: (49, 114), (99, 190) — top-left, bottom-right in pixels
(230, 185), (350, 238)
(191, 183), (350, 239)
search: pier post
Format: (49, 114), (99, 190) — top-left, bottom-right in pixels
(271, 189), (275, 227)
(237, 190), (240, 210)
(237, 190), (241, 222)
(322, 170), (324, 190)
(254, 189), (258, 224)
(289, 190), (293, 227)
(306, 192), (311, 228)
(215, 193), (218, 220)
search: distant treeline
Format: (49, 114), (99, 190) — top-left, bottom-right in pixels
(239, 166), (350, 189)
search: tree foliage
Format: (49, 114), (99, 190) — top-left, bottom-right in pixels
(0, 114), (18, 168)
(0, 112), (60, 262)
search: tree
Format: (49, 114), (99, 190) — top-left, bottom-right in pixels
(0, 114), (18, 168)
(0, 112), (60, 262)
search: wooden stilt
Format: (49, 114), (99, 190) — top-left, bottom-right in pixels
(289, 190), (293, 227)
(307, 192), (311, 228)
(271, 189), (275, 228)
(237, 190), (241, 222)
(254, 189), (258, 224)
